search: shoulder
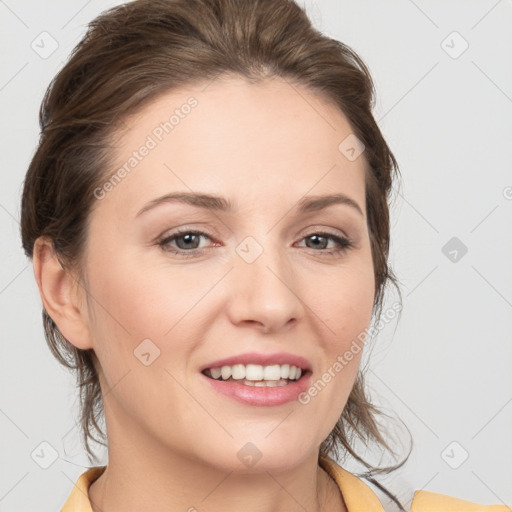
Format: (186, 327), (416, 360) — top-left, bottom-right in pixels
(319, 455), (511, 512)
(61, 466), (106, 512)
(411, 489), (511, 512)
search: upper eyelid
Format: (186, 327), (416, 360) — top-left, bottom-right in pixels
(158, 228), (351, 247)
(159, 220), (352, 237)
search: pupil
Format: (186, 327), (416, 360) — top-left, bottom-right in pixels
(308, 235), (326, 249)
(179, 234), (198, 249)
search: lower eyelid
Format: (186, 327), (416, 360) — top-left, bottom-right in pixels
(301, 235), (350, 250)
(159, 232), (212, 251)
(158, 232), (353, 256)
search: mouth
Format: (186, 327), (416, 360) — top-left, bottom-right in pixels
(199, 352), (312, 406)
(202, 363), (307, 387)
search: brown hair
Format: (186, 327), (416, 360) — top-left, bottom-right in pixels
(20, 0), (410, 507)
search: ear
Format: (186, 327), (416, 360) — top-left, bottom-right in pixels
(32, 237), (93, 350)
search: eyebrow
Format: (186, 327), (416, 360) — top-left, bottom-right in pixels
(135, 191), (364, 218)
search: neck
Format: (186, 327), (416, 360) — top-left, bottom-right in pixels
(88, 423), (346, 512)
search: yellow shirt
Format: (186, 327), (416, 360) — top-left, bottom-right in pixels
(61, 455), (511, 512)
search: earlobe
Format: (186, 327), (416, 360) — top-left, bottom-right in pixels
(32, 237), (93, 350)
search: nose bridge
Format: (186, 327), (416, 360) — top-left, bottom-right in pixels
(229, 234), (303, 332)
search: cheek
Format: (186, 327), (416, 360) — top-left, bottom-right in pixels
(308, 257), (375, 346)
(83, 246), (228, 379)
(86, 246), (198, 336)
(330, 268), (375, 381)
(82, 251), (206, 423)
(300, 255), (375, 421)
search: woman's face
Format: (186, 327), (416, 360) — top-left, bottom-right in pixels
(79, 75), (375, 471)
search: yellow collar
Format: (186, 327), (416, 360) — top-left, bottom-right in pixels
(60, 458), (384, 512)
(61, 465), (104, 512)
(60, 457), (511, 512)
(319, 455), (386, 511)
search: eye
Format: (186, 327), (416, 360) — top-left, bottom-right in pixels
(296, 232), (354, 255)
(157, 229), (213, 255)
(156, 229), (354, 258)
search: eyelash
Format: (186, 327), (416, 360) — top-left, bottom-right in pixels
(156, 228), (354, 258)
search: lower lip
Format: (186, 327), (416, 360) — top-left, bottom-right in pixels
(201, 373), (311, 406)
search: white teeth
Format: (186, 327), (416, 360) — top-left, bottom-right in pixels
(221, 366), (232, 380)
(245, 364), (263, 381)
(231, 364), (245, 380)
(263, 364), (281, 380)
(210, 367), (222, 379)
(206, 364), (304, 383)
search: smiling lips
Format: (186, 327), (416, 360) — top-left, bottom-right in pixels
(201, 352), (312, 406)
(203, 363), (303, 387)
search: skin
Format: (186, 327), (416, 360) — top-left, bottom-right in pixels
(34, 75), (375, 512)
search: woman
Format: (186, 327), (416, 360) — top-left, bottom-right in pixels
(20, 0), (510, 511)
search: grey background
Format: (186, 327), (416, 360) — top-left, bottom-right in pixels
(1, 0), (511, 510)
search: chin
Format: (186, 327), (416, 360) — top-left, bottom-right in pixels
(190, 428), (320, 474)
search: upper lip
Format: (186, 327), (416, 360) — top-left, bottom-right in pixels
(200, 352), (312, 372)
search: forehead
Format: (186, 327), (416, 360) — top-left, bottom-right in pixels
(94, 75), (367, 221)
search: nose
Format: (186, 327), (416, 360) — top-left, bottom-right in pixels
(227, 241), (305, 334)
